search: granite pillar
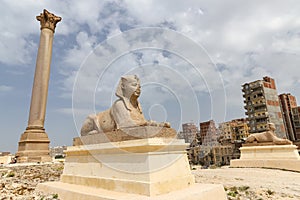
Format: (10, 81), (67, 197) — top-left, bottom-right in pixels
(16, 9), (61, 163)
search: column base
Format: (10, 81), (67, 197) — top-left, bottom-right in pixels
(16, 127), (51, 163)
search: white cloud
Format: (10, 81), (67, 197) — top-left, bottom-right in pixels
(2, 0), (300, 124)
(62, 31), (98, 69)
(2, 0), (300, 152)
(0, 85), (13, 92)
(57, 0), (300, 124)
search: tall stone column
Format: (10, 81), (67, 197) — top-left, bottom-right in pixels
(16, 9), (61, 163)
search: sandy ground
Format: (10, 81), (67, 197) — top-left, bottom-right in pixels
(1, 163), (300, 199)
(193, 166), (300, 200)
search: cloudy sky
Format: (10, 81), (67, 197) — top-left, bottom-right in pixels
(1, 0), (300, 152)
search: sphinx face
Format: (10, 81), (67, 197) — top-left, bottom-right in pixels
(122, 78), (141, 98)
(268, 123), (276, 131)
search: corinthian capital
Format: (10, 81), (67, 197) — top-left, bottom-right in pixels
(36, 9), (62, 32)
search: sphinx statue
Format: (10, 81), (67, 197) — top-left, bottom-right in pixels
(80, 75), (170, 136)
(245, 123), (292, 145)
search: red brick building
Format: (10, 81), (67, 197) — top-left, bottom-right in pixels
(291, 107), (300, 140)
(279, 93), (298, 141)
(200, 120), (218, 146)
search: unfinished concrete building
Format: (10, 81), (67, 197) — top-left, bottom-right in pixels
(218, 122), (233, 141)
(279, 93), (298, 141)
(200, 120), (219, 146)
(233, 118), (250, 141)
(211, 145), (234, 166)
(178, 122), (199, 144)
(242, 76), (286, 138)
(196, 144), (241, 167)
(218, 118), (249, 142)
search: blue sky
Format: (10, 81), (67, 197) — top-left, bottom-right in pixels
(1, 0), (300, 153)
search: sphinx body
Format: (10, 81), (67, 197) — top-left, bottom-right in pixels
(80, 75), (169, 136)
(245, 123), (292, 145)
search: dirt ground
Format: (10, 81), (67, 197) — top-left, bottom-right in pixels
(193, 166), (300, 200)
(1, 163), (300, 199)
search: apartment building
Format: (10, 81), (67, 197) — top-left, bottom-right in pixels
(242, 76), (286, 138)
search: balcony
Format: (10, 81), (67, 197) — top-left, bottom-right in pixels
(255, 115), (268, 119)
(254, 106), (267, 112)
(242, 88), (252, 94)
(250, 83), (262, 89)
(256, 120), (268, 125)
(255, 95), (265, 100)
(248, 116), (255, 120)
(253, 101), (266, 107)
(251, 89), (264, 96)
(256, 120), (268, 124)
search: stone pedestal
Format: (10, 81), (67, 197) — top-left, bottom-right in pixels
(16, 128), (51, 163)
(73, 126), (177, 145)
(37, 138), (227, 199)
(230, 144), (300, 172)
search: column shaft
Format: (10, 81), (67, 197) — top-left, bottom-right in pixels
(28, 28), (54, 129)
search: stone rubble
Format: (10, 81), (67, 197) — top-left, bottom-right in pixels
(0, 162), (63, 200)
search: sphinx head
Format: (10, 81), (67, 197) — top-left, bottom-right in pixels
(116, 75), (141, 99)
(267, 123), (276, 131)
